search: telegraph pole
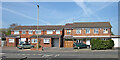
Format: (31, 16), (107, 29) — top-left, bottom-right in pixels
(72, 18), (74, 42)
(37, 5), (39, 50)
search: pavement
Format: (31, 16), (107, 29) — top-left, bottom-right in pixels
(0, 47), (119, 59)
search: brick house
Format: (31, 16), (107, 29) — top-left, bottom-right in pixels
(6, 22), (112, 48)
(64, 22), (112, 48)
(6, 25), (64, 48)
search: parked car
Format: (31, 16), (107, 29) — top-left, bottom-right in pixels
(73, 42), (90, 49)
(17, 43), (34, 49)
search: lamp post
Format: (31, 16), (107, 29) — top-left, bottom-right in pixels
(37, 5), (39, 50)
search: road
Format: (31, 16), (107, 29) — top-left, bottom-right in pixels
(0, 47), (119, 59)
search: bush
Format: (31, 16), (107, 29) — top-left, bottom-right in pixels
(90, 38), (114, 50)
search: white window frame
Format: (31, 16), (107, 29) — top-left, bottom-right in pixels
(103, 28), (108, 33)
(56, 30), (60, 34)
(28, 30), (33, 34)
(94, 28), (99, 34)
(9, 39), (14, 43)
(35, 30), (41, 34)
(43, 38), (50, 43)
(86, 28), (90, 34)
(76, 29), (81, 34)
(47, 30), (53, 34)
(67, 30), (71, 34)
(32, 39), (37, 43)
(14, 30), (19, 34)
(22, 31), (26, 34)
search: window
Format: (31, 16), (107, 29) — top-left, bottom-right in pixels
(14, 30), (19, 34)
(22, 31), (26, 34)
(76, 29), (81, 34)
(35, 30), (41, 34)
(86, 28), (90, 34)
(9, 39), (14, 43)
(103, 28), (108, 33)
(28, 30), (33, 34)
(56, 30), (60, 34)
(47, 30), (53, 34)
(102, 38), (107, 41)
(94, 28), (99, 34)
(44, 38), (50, 43)
(67, 30), (71, 34)
(32, 39), (37, 43)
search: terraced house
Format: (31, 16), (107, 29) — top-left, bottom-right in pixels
(6, 22), (112, 48)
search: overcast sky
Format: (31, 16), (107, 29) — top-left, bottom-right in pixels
(1, 2), (118, 35)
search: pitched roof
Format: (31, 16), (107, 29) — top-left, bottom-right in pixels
(12, 22), (112, 30)
(6, 35), (20, 38)
(65, 22), (112, 29)
(13, 25), (64, 30)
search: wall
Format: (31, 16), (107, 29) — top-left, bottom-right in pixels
(6, 37), (16, 47)
(64, 28), (111, 36)
(112, 38), (120, 47)
(30, 38), (52, 48)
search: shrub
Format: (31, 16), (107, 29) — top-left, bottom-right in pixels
(90, 38), (114, 50)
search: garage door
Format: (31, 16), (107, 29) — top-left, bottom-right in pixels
(64, 41), (73, 48)
(53, 38), (59, 47)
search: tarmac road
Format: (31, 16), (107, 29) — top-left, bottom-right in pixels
(0, 47), (119, 58)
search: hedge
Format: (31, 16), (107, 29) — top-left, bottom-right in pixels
(90, 38), (114, 50)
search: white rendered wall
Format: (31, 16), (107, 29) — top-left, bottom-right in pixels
(112, 38), (120, 47)
(86, 40), (90, 45)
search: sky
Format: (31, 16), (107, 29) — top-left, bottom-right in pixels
(1, 2), (119, 35)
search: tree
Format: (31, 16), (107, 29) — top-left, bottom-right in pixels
(5, 29), (11, 36)
(111, 32), (114, 35)
(9, 23), (18, 29)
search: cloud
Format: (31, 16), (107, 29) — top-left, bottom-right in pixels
(59, 1), (113, 24)
(0, 7), (50, 25)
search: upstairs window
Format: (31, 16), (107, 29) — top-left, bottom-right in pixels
(44, 38), (50, 43)
(67, 30), (71, 34)
(22, 31), (26, 34)
(94, 28), (99, 34)
(56, 30), (60, 34)
(32, 39), (37, 43)
(28, 30), (33, 34)
(86, 28), (90, 34)
(103, 28), (108, 33)
(14, 30), (19, 34)
(35, 30), (41, 34)
(76, 29), (81, 34)
(47, 30), (53, 34)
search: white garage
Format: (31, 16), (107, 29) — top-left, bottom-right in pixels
(111, 35), (120, 48)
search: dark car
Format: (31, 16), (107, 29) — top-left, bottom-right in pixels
(73, 42), (90, 49)
(17, 43), (34, 49)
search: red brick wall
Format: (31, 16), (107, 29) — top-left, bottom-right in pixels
(64, 28), (111, 36)
(6, 37), (16, 47)
(44, 30), (63, 35)
(12, 30), (62, 38)
(64, 29), (73, 35)
(30, 38), (52, 48)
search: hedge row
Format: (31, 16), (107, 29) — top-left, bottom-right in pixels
(90, 38), (114, 50)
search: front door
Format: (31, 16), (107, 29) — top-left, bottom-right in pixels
(52, 38), (59, 47)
